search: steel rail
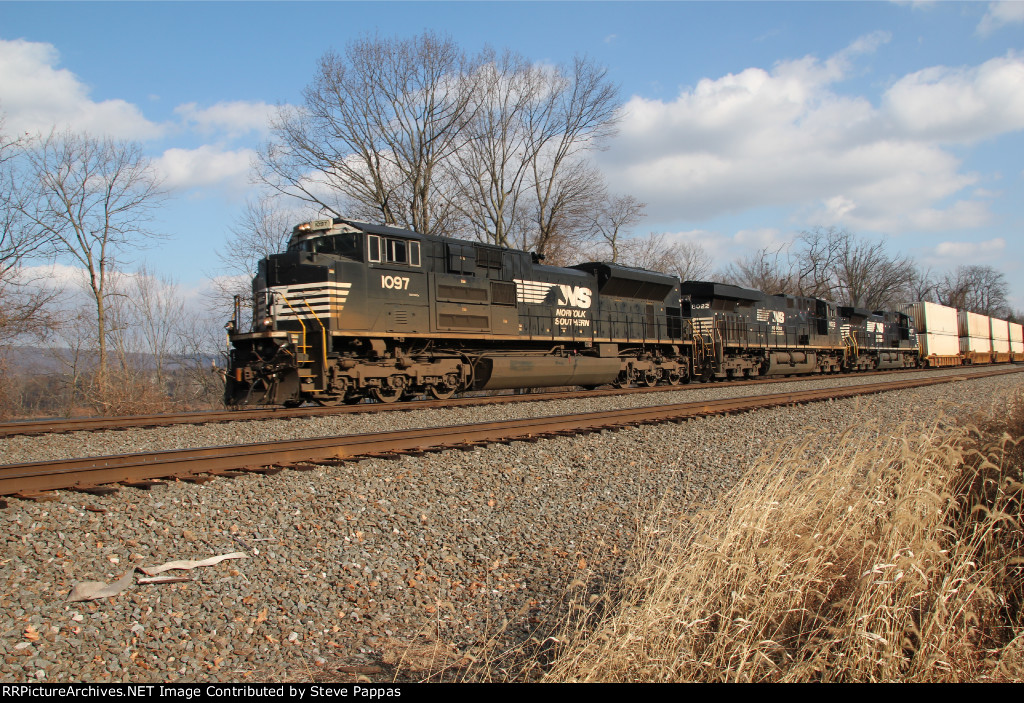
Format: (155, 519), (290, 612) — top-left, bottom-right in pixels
(0, 365), (1007, 438)
(3, 366), (1021, 498)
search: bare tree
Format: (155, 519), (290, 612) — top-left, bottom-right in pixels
(906, 266), (937, 302)
(937, 265), (1010, 317)
(526, 57), (620, 258)
(453, 49), (545, 248)
(0, 121), (59, 339)
(526, 161), (606, 264)
(19, 130), (165, 406)
(722, 228), (921, 309)
(720, 245), (795, 294)
(664, 239), (714, 282)
(455, 53), (620, 259)
(587, 194), (646, 263)
(791, 227), (842, 300)
(832, 232), (917, 310)
(611, 232), (713, 281)
(127, 264), (187, 391)
(261, 36), (623, 264)
(260, 32), (477, 235)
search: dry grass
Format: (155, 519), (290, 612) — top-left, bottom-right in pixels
(539, 392), (1024, 682)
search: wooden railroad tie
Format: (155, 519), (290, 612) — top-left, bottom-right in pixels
(120, 480), (168, 490)
(10, 492), (61, 502)
(74, 485), (120, 496)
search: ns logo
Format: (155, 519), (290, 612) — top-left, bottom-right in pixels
(557, 285), (592, 309)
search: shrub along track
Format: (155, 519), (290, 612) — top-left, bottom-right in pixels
(0, 365), (1002, 438)
(2, 366), (1021, 501)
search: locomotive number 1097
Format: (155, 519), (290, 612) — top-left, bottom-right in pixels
(381, 275), (411, 290)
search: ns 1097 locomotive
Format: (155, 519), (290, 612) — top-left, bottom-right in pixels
(223, 218), (919, 407)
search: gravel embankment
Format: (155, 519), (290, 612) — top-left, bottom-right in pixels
(2, 370), (1022, 683)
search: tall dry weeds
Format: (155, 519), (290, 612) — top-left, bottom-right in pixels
(541, 392), (1024, 682)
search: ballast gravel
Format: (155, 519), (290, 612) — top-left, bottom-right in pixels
(1, 370), (1022, 683)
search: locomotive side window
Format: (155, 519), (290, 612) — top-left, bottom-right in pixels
(387, 239), (408, 264)
(364, 235), (423, 267)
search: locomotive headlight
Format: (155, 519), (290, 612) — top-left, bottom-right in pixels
(262, 316), (273, 329)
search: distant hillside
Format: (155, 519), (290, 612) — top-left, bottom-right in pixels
(0, 346), (221, 374)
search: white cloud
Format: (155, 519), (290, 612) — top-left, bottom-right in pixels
(153, 145), (256, 193)
(174, 101), (277, 139)
(15, 262), (87, 290)
(0, 38), (162, 139)
(733, 228), (789, 250)
(977, 1), (1024, 36)
(882, 54), (1024, 142)
(600, 37), (1024, 233)
(930, 237), (1006, 263)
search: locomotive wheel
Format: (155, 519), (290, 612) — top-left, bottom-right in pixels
(343, 392), (365, 405)
(664, 371), (682, 386)
(315, 396), (344, 407)
(638, 371), (659, 387)
(613, 367), (636, 389)
(427, 384), (456, 400)
(370, 387), (403, 403)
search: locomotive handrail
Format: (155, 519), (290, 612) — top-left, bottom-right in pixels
(274, 291), (318, 391)
(297, 296), (329, 391)
(842, 333), (858, 363)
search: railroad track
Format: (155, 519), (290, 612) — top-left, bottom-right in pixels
(3, 366), (1021, 501)
(0, 365), (1003, 438)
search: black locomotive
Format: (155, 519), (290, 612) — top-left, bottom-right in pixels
(681, 282), (919, 380)
(224, 218), (690, 406)
(224, 218), (924, 407)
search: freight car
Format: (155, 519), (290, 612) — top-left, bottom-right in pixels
(224, 218), (690, 406)
(902, 301), (1023, 367)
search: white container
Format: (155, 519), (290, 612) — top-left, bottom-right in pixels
(958, 311), (990, 338)
(903, 302), (958, 335)
(959, 336), (992, 354)
(993, 337), (1011, 353)
(1010, 322), (1023, 353)
(919, 332), (960, 357)
(991, 317), (1010, 341)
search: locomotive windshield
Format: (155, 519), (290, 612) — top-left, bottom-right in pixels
(289, 232), (361, 260)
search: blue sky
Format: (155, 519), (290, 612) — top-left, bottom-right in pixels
(1, 1), (1023, 309)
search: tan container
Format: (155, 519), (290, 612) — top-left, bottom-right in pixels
(991, 317), (1010, 341)
(1011, 322), (1023, 354)
(958, 310), (990, 338)
(993, 337), (1011, 354)
(919, 332), (960, 357)
(903, 302), (958, 335)
(959, 336), (991, 354)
